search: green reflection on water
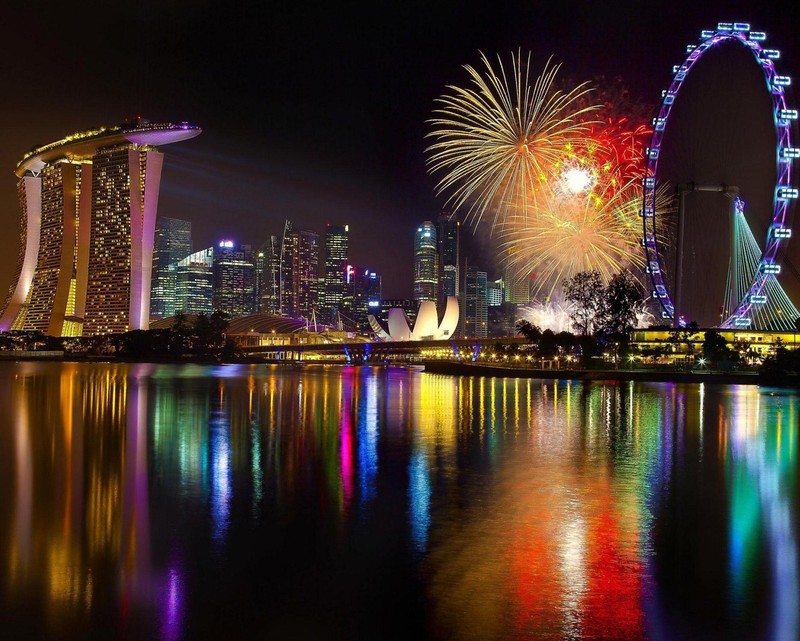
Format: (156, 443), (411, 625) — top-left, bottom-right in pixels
(725, 387), (799, 638)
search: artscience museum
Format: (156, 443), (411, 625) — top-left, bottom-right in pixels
(368, 296), (459, 341)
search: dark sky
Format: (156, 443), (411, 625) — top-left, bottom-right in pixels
(0, 0), (797, 300)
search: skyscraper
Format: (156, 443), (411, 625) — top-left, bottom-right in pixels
(463, 266), (488, 338)
(175, 248), (214, 315)
(212, 240), (256, 317)
(437, 214), (460, 303)
(255, 236), (281, 314)
(280, 226), (320, 320)
(348, 267), (381, 332)
(413, 221), (438, 303)
(151, 216), (192, 319)
(487, 278), (504, 307)
(504, 265), (531, 304)
(322, 224), (348, 324)
(0, 120), (201, 336)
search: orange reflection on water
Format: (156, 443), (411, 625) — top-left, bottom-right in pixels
(424, 378), (650, 641)
(3, 363), (156, 634)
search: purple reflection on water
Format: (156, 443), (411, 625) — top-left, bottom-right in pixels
(123, 369), (151, 585)
(340, 376), (354, 511)
(161, 567), (183, 641)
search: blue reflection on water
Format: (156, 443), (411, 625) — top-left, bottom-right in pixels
(251, 419), (263, 519)
(210, 405), (231, 542)
(408, 448), (431, 553)
(358, 374), (379, 508)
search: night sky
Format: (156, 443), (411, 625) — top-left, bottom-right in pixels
(0, 0), (797, 300)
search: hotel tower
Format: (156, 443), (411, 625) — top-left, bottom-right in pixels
(0, 120), (200, 336)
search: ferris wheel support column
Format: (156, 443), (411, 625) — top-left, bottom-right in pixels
(674, 183), (737, 326)
(674, 185), (689, 327)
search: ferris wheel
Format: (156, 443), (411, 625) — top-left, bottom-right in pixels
(642, 22), (799, 329)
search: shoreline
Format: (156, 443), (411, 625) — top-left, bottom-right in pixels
(2, 354), (798, 387)
(422, 360), (799, 387)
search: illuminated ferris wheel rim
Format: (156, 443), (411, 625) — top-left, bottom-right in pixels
(641, 21), (798, 328)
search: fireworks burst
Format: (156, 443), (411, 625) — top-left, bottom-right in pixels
(502, 179), (673, 299)
(498, 109), (673, 299)
(428, 53), (674, 305)
(426, 51), (598, 232)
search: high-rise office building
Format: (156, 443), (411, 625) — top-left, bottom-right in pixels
(488, 302), (520, 337)
(437, 214), (460, 303)
(280, 227), (320, 320)
(349, 268), (381, 332)
(151, 216), (192, 319)
(255, 236), (281, 314)
(175, 248), (214, 315)
(503, 265), (531, 304)
(322, 224), (348, 324)
(463, 266), (488, 338)
(0, 120), (201, 336)
(487, 278), (504, 307)
(413, 221), (438, 303)
(212, 240), (256, 317)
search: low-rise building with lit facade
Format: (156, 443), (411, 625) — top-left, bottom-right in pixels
(629, 327), (800, 366)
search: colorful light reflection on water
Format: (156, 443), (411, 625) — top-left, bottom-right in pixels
(0, 362), (796, 640)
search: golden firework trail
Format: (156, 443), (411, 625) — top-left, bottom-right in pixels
(500, 180), (674, 299)
(426, 51), (599, 233)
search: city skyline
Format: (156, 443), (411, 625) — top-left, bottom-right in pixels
(0, 2), (798, 303)
(1, 5), (799, 639)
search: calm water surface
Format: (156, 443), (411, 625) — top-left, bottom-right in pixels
(0, 362), (797, 640)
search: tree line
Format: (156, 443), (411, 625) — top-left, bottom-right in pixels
(0, 311), (238, 360)
(514, 269), (800, 377)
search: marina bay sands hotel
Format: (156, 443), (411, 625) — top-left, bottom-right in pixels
(0, 120), (200, 336)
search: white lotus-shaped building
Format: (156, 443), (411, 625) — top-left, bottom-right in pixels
(368, 296), (459, 341)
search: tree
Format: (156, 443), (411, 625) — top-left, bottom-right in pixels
(667, 320), (700, 356)
(537, 329), (558, 358)
(596, 270), (645, 340)
(173, 311), (189, 333)
(731, 338), (758, 365)
(554, 331), (576, 355)
(191, 310), (230, 356)
(702, 329), (732, 366)
(761, 340), (800, 379)
(563, 270), (604, 336)
(516, 319), (542, 342)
